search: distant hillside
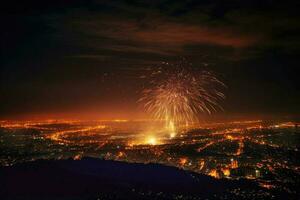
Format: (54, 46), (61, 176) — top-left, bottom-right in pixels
(0, 158), (261, 200)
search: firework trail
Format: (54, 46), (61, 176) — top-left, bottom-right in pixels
(139, 60), (225, 127)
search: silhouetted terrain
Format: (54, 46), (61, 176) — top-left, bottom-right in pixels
(0, 158), (280, 199)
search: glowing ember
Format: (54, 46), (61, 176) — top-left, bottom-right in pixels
(221, 168), (230, 177)
(230, 158), (239, 169)
(179, 157), (188, 166)
(146, 136), (157, 145)
(169, 132), (176, 138)
(209, 169), (219, 178)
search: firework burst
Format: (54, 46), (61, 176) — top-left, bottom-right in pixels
(139, 60), (225, 127)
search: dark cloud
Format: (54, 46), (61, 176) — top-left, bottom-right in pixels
(79, 18), (260, 47)
(1, 0), (299, 119)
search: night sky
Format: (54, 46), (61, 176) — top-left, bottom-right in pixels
(1, 0), (300, 119)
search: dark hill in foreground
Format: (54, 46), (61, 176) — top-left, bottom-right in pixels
(0, 158), (264, 199)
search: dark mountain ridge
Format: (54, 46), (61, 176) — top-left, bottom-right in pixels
(0, 157), (260, 199)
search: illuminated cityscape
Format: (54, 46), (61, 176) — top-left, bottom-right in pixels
(1, 0), (300, 199)
(1, 119), (299, 199)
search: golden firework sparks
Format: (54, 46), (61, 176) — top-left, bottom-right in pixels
(139, 60), (226, 129)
